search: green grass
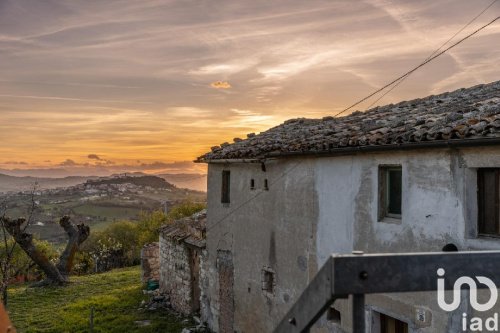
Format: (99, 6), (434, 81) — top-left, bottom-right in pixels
(7, 266), (191, 333)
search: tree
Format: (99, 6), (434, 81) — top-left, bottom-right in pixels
(0, 190), (38, 305)
(1, 216), (90, 286)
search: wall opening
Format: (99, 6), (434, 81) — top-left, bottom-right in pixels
(217, 250), (234, 333)
(378, 165), (402, 220)
(221, 170), (231, 204)
(261, 268), (275, 295)
(264, 179), (269, 191)
(378, 312), (408, 333)
(250, 178), (255, 190)
(477, 168), (500, 236)
(326, 306), (341, 325)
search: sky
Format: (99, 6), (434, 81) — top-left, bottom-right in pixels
(0, 0), (499, 177)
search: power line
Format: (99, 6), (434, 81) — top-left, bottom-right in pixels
(364, 0), (499, 110)
(206, 161), (302, 233)
(333, 15), (500, 118)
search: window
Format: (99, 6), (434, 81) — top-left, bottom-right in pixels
(327, 306), (341, 325)
(261, 268), (275, 295)
(379, 166), (402, 220)
(379, 313), (408, 333)
(477, 168), (500, 236)
(250, 179), (255, 190)
(264, 179), (269, 191)
(221, 170), (230, 204)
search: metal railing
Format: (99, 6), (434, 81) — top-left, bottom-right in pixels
(274, 251), (500, 333)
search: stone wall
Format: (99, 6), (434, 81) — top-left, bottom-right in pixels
(159, 235), (195, 315)
(141, 242), (159, 283)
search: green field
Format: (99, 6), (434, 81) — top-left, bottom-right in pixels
(7, 267), (192, 333)
(72, 204), (143, 221)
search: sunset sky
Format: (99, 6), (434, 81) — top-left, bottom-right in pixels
(1, 0), (499, 176)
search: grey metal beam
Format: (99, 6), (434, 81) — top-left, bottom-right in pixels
(274, 251), (500, 333)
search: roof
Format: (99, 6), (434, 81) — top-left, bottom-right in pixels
(159, 209), (206, 248)
(197, 80), (500, 162)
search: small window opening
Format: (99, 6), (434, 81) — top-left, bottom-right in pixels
(261, 268), (275, 295)
(379, 165), (402, 220)
(221, 170), (230, 204)
(250, 178), (255, 190)
(327, 306), (341, 324)
(477, 168), (500, 236)
(442, 243), (458, 252)
(379, 313), (408, 333)
(264, 179), (269, 191)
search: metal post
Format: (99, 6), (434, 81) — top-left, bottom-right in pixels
(89, 306), (94, 333)
(352, 294), (365, 333)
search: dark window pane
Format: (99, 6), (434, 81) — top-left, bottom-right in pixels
(387, 169), (402, 215)
(221, 170), (230, 204)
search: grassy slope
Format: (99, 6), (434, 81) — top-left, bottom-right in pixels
(8, 267), (190, 333)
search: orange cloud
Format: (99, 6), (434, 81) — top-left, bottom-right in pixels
(210, 81), (231, 89)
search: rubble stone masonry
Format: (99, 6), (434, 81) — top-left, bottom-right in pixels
(141, 242), (159, 282)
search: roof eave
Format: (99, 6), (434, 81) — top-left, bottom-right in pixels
(200, 137), (500, 163)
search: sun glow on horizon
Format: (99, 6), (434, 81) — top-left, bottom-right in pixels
(1, 0), (499, 175)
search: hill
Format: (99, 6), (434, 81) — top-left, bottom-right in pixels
(86, 175), (175, 189)
(0, 173), (95, 193)
(0, 174), (206, 243)
(158, 173), (207, 192)
(0, 173), (206, 193)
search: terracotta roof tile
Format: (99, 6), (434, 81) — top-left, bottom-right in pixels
(197, 80), (500, 162)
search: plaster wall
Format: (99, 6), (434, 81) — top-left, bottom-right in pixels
(315, 146), (500, 333)
(203, 159), (319, 333)
(203, 146), (500, 333)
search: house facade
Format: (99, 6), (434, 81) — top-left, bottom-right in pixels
(197, 81), (500, 333)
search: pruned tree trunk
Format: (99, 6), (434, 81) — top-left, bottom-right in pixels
(1, 216), (89, 286)
(57, 216), (90, 277)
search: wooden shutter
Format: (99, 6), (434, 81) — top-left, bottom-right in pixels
(478, 169), (500, 236)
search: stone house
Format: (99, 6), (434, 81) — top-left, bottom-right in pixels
(196, 80), (500, 333)
(158, 210), (207, 315)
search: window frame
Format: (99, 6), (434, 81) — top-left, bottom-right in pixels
(378, 165), (403, 221)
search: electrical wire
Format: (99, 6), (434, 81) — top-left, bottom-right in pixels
(333, 15), (500, 118)
(364, 0), (499, 110)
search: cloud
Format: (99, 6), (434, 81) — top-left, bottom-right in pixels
(3, 161), (28, 165)
(58, 159), (78, 166)
(87, 154), (102, 160)
(210, 81), (231, 89)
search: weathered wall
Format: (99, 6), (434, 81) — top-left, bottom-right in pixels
(203, 158), (319, 333)
(141, 242), (159, 282)
(314, 146), (500, 333)
(159, 235), (195, 315)
(204, 146), (500, 333)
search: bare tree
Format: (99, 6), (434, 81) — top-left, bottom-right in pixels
(0, 189), (38, 305)
(0, 185), (90, 291)
(2, 216), (90, 286)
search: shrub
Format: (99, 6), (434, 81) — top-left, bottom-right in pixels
(74, 201), (205, 274)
